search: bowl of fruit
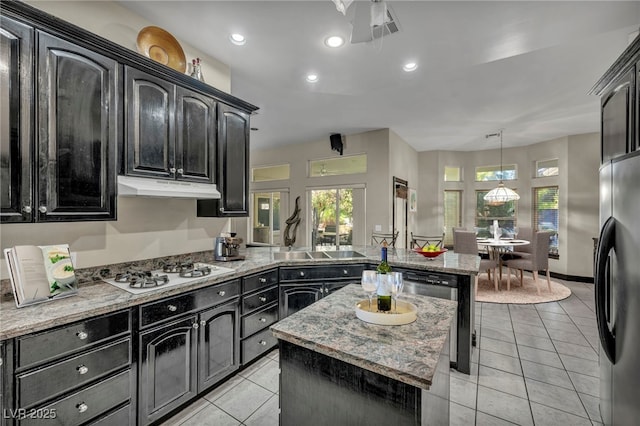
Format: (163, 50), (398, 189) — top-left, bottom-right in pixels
(414, 245), (447, 259)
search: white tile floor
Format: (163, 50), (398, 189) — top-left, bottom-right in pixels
(160, 279), (599, 426)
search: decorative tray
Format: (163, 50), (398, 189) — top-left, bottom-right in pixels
(355, 299), (417, 325)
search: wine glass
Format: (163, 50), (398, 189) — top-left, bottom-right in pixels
(390, 272), (404, 313)
(513, 226), (519, 239)
(361, 270), (378, 310)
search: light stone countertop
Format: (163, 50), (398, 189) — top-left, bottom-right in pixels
(270, 284), (457, 390)
(0, 246), (478, 341)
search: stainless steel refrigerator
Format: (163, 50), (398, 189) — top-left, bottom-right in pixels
(596, 151), (640, 425)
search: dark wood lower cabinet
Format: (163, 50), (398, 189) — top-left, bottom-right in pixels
(197, 304), (240, 391)
(139, 316), (198, 425)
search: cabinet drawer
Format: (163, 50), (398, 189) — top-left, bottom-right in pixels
(241, 328), (277, 365)
(242, 269), (278, 293)
(87, 403), (132, 426)
(242, 286), (278, 314)
(18, 369), (131, 426)
(17, 310), (130, 369)
(279, 264), (364, 282)
(242, 303), (278, 338)
(139, 280), (240, 328)
(18, 338), (130, 409)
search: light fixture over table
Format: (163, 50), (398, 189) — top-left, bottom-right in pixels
(483, 130), (520, 205)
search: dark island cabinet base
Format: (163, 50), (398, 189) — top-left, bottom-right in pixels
(278, 340), (450, 426)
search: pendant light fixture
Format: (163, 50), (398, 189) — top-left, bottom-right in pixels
(483, 130), (520, 205)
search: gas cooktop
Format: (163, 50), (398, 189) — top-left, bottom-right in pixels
(103, 263), (236, 294)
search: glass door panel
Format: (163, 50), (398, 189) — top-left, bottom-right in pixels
(311, 188), (353, 249)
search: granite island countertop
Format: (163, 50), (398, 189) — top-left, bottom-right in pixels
(0, 246), (478, 340)
(270, 284), (457, 390)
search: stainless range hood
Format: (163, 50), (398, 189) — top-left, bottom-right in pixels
(117, 175), (221, 199)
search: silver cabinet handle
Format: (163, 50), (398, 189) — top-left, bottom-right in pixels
(177, 168), (184, 175)
(23, 206), (32, 213)
(169, 167), (177, 174)
(259, 340), (267, 346)
(38, 206), (47, 213)
(77, 403), (88, 413)
(200, 320), (206, 327)
(219, 207), (225, 212)
(77, 365), (89, 375)
(192, 323), (199, 329)
(299, 271), (305, 277)
(0, 358), (3, 367)
(343, 269), (348, 275)
(76, 331), (88, 340)
(259, 317), (267, 323)
(218, 290), (226, 296)
(168, 304), (178, 312)
(259, 277), (267, 283)
(259, 296), (267, 303)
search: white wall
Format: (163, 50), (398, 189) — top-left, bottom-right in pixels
(1, 1), (234, 279)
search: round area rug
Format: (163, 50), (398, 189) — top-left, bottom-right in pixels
(475, 272), (572, 304)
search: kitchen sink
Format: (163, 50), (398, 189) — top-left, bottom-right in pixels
(307, 251), (331, 259)
(322, 251), (367, 259)
(273, 251), (313, 260)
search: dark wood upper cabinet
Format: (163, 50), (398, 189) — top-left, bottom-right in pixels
(0, 16), (33, 223)
(125, 67), (217, 184)
(197, 104), (250, 217)
(37, 32), (118, 222)
(601, 68), (634, 164)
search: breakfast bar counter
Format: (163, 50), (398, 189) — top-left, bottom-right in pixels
(271, 284), (457, 426)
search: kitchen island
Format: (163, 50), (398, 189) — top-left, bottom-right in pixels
(271, 284), (457, 426)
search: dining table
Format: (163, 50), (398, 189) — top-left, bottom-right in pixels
(476, 237), (530, 281)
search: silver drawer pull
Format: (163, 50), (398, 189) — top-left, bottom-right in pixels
(218, 290), (226, 296)
(259, 296), (267, 302)
(77, 403), (88, 413)
(77, 365), (89, 375)
(343, 269), (348, 274)
(200, 320), (206, 327)
(38, 205), (47, 213)
(168, 304), (177, 312)
(259, 340), (267, 346)
(259, 317), (267, 323)
(299, 271), (305, 277)
(177, 168), (184, 175)
(259, 277), (267, 283)
(76, 331), (88, 340)
(192, 323), (199, 329)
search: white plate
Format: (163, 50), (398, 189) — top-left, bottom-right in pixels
(355, 299), (417, 325)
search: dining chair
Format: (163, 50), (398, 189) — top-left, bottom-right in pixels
(503, 231), (552, 295)
(371, 231), (399, 247)
(410, 232), (445, 249)
(454, 230), (498, 295)
(500, 226), (533, 262)
(451, 227), (466, 249)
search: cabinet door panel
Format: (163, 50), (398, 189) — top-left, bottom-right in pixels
(601, 68), (634, 163)
(198, 303), (240, 391)
(216, 104), (249, 216)
(176, 86), (216, 183)
(37, 32), (116, 221)
(279, 284), (323, 319)
(139, 316), (197, 425)
(0, 16), (33, 223)
(125, 67), (175, 179)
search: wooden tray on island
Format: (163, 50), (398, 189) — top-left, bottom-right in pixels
(355, 299), (417, 325)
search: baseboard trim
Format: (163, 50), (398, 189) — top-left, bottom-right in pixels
(550, 272), (593, 284)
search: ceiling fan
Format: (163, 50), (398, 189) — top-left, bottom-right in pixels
(331, 0), (401, 44)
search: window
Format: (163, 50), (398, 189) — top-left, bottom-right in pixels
(536, 159), (559, 177)
(309, 154), (367, 177)
(443, 190), (462, 246)
(444, 166), (461, 182)
(251, 192), (281, 245)
(533, 186), (559, 258)
(252, 164), (290, 182)
(475, 164), (517, 181)
(475, 190), (517, 238)
(311, 188), (353, 248)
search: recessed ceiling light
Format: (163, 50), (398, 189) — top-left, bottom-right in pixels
(306, 74), (319, 83)
(229, 33), (246, 45)
(324, 36), (344, 48)
(403, 62), (418, 72)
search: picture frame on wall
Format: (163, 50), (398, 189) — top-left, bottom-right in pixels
(409, 188), (417, 212)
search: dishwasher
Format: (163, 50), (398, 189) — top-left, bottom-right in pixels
(400, 269), (460, 365)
